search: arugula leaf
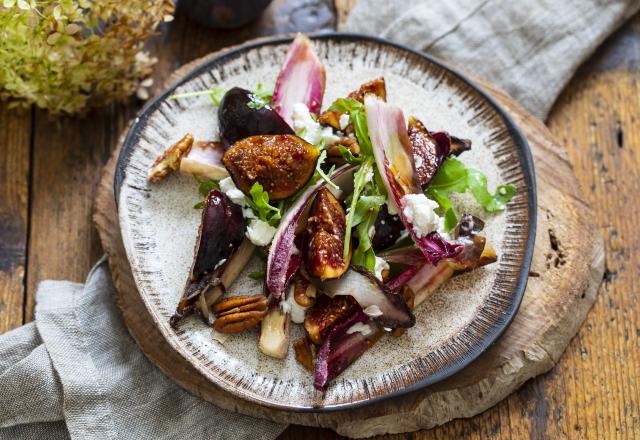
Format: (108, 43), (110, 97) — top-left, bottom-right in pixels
(245, 182), (282, 226)
(329, 98), (373, 156)
(247, 83), (274, 109)
(314, 150), (338, 190)
(426, 157), (516, 230)
(170, 86), (226, 105)
(343, 157), (374, 259)
(337, 145), (363, 165)
(248, 270), (266, 280)
(350, 194), (385, 271)
(193, 176), (220, 209)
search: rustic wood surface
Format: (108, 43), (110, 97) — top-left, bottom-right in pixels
(0, 1), (638, 438)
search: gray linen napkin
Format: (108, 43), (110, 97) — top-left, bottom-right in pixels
(344, 0), (640, 119)
(0, 259), (286, 440)
(2, 2), (639, 438)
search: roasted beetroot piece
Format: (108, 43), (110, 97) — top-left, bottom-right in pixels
(267, 166), (355, 298)
(304, 294), (360, 345)
(321, 266), (415, 329)
(319, 77), (387, 130)
(304, 188), (350, 280)
(172, 190), (246, 325)
(223, 134), (319, 201)
(371, 204), (405, 251)
(218, 87), (294, 148)
(272, 34), (326, 127)
(314, 310), (383, 391)
(179, 140), (228, 180)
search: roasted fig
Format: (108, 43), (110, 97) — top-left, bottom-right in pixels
(218, 87), (294, 148)
(223, 134), (319, 201)
(172, 190), (246, 325)
(320, 77), (387, 130)
(371, 204), (405, 251)
(294, 338), (316, 371)
(304, 294), (359, 345)
(304, 188), (350, 280)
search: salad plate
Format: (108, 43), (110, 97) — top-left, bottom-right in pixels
(115, 33), (535, 411)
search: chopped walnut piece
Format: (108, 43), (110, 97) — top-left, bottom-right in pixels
(148, 133), (194, 183)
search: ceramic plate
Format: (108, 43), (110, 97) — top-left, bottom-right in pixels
(115, 33), (536, 411)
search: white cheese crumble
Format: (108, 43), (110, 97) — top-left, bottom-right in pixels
(374, 256), (390, 281)
(363, 304), (383, 318)
(346, 322), (373, 336)
(219, 177), (246, 207)
(401, 193), (440, 238)
(291, 102), (339, 147)
(363, 167), (374, 183)
(245, 219), (276, 246)
(280, 286), (307, 324)
(339, 113), (350, 130)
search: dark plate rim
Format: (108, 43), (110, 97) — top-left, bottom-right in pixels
(115, 32), (537, 413)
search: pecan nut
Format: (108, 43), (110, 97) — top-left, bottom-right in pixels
(212, 295), (268, 333)
(149, 133), (193, 183)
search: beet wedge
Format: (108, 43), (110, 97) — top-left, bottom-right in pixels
(272, 34), (326, 127)
(314, 309), (383, 391)
(320, 266), (415, 329)
(171, 190), (248, 326)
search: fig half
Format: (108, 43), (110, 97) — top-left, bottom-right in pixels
(304, 187), (350, 280)
(223, 134), (319, 201)
(304, 293), (360, 345)
(218, 87), (294, 148)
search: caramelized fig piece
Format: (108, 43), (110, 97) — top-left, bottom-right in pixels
(218, 87), (294, 148)
(371, 204), (405, 251)
(321, 267), (415, 329)
(294, 274), (316, 307)
(172, 190), (246, 325)
(314, 309), (383, 391)
(319, 78), (387, 130)
(304, 188), (350, 280)
(304, 294), (359, 345)
(179, 140), (228, 180)
(223, 134), (319, 201)
(149, 133), (193, 183)
(392, 286), (415, 337)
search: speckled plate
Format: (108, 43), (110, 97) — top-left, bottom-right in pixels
(115, 34), (536, 412)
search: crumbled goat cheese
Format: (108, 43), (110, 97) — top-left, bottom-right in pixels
(339, 113), (350, 130)
(402, 193), (440, 238)
(291, 102), (339, 146)
(219, 177), (246, 206)
(413, 153), (424, 169)
(346, 322), (373, 336)
(363, 304), (383, 318)
(374, 256), (390, 281)
(281, 286), (307, 324)
(245, 219), (277, 246)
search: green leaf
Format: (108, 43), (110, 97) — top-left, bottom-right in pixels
(194, 175), (220, 197)
(351, 194), (385, 227)
(314, 150), (338, 190)
(193, 201), (204, 210)
(351, 205), (379, 272)
(170, 86), (227, 105)
(426, 157), (517, 230)
(329, 98), (372, 156)
(247, 83), (273, 110)
(329, 98), (362, 114)
(248, 270), (265, 280)
(343, 157), (374, 259)
(337, 145), (363, 164)
(245, 182), (282, 227)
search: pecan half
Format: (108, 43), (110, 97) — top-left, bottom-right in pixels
(212, 295), (268, 333)
(149, 133), (193, 183)
(294, 275), (316, 307)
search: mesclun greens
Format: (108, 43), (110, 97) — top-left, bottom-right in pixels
(247, 83), (274, 109)
(170, 86), (226, 105)
(245, 182), (283, 227)
(314, 150), (338, 190)
(193, 176), (220, 209)
(426, 157), (516, 231)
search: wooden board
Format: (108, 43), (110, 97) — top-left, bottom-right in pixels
(94, 44), (603, 437)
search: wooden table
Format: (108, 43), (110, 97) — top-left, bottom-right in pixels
(1, 1), (638, 438)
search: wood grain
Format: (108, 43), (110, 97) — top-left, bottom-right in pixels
(0, 105), (31, 332)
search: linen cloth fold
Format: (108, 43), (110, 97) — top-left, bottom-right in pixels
(0, 259), (286, 440)
(1, 1), (639, 438)
(344, 0), (640, 119)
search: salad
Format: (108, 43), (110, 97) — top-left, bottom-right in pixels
(148, 34), (515, 391)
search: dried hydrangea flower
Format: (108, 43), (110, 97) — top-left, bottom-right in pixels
(0, 0), (174, 114)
